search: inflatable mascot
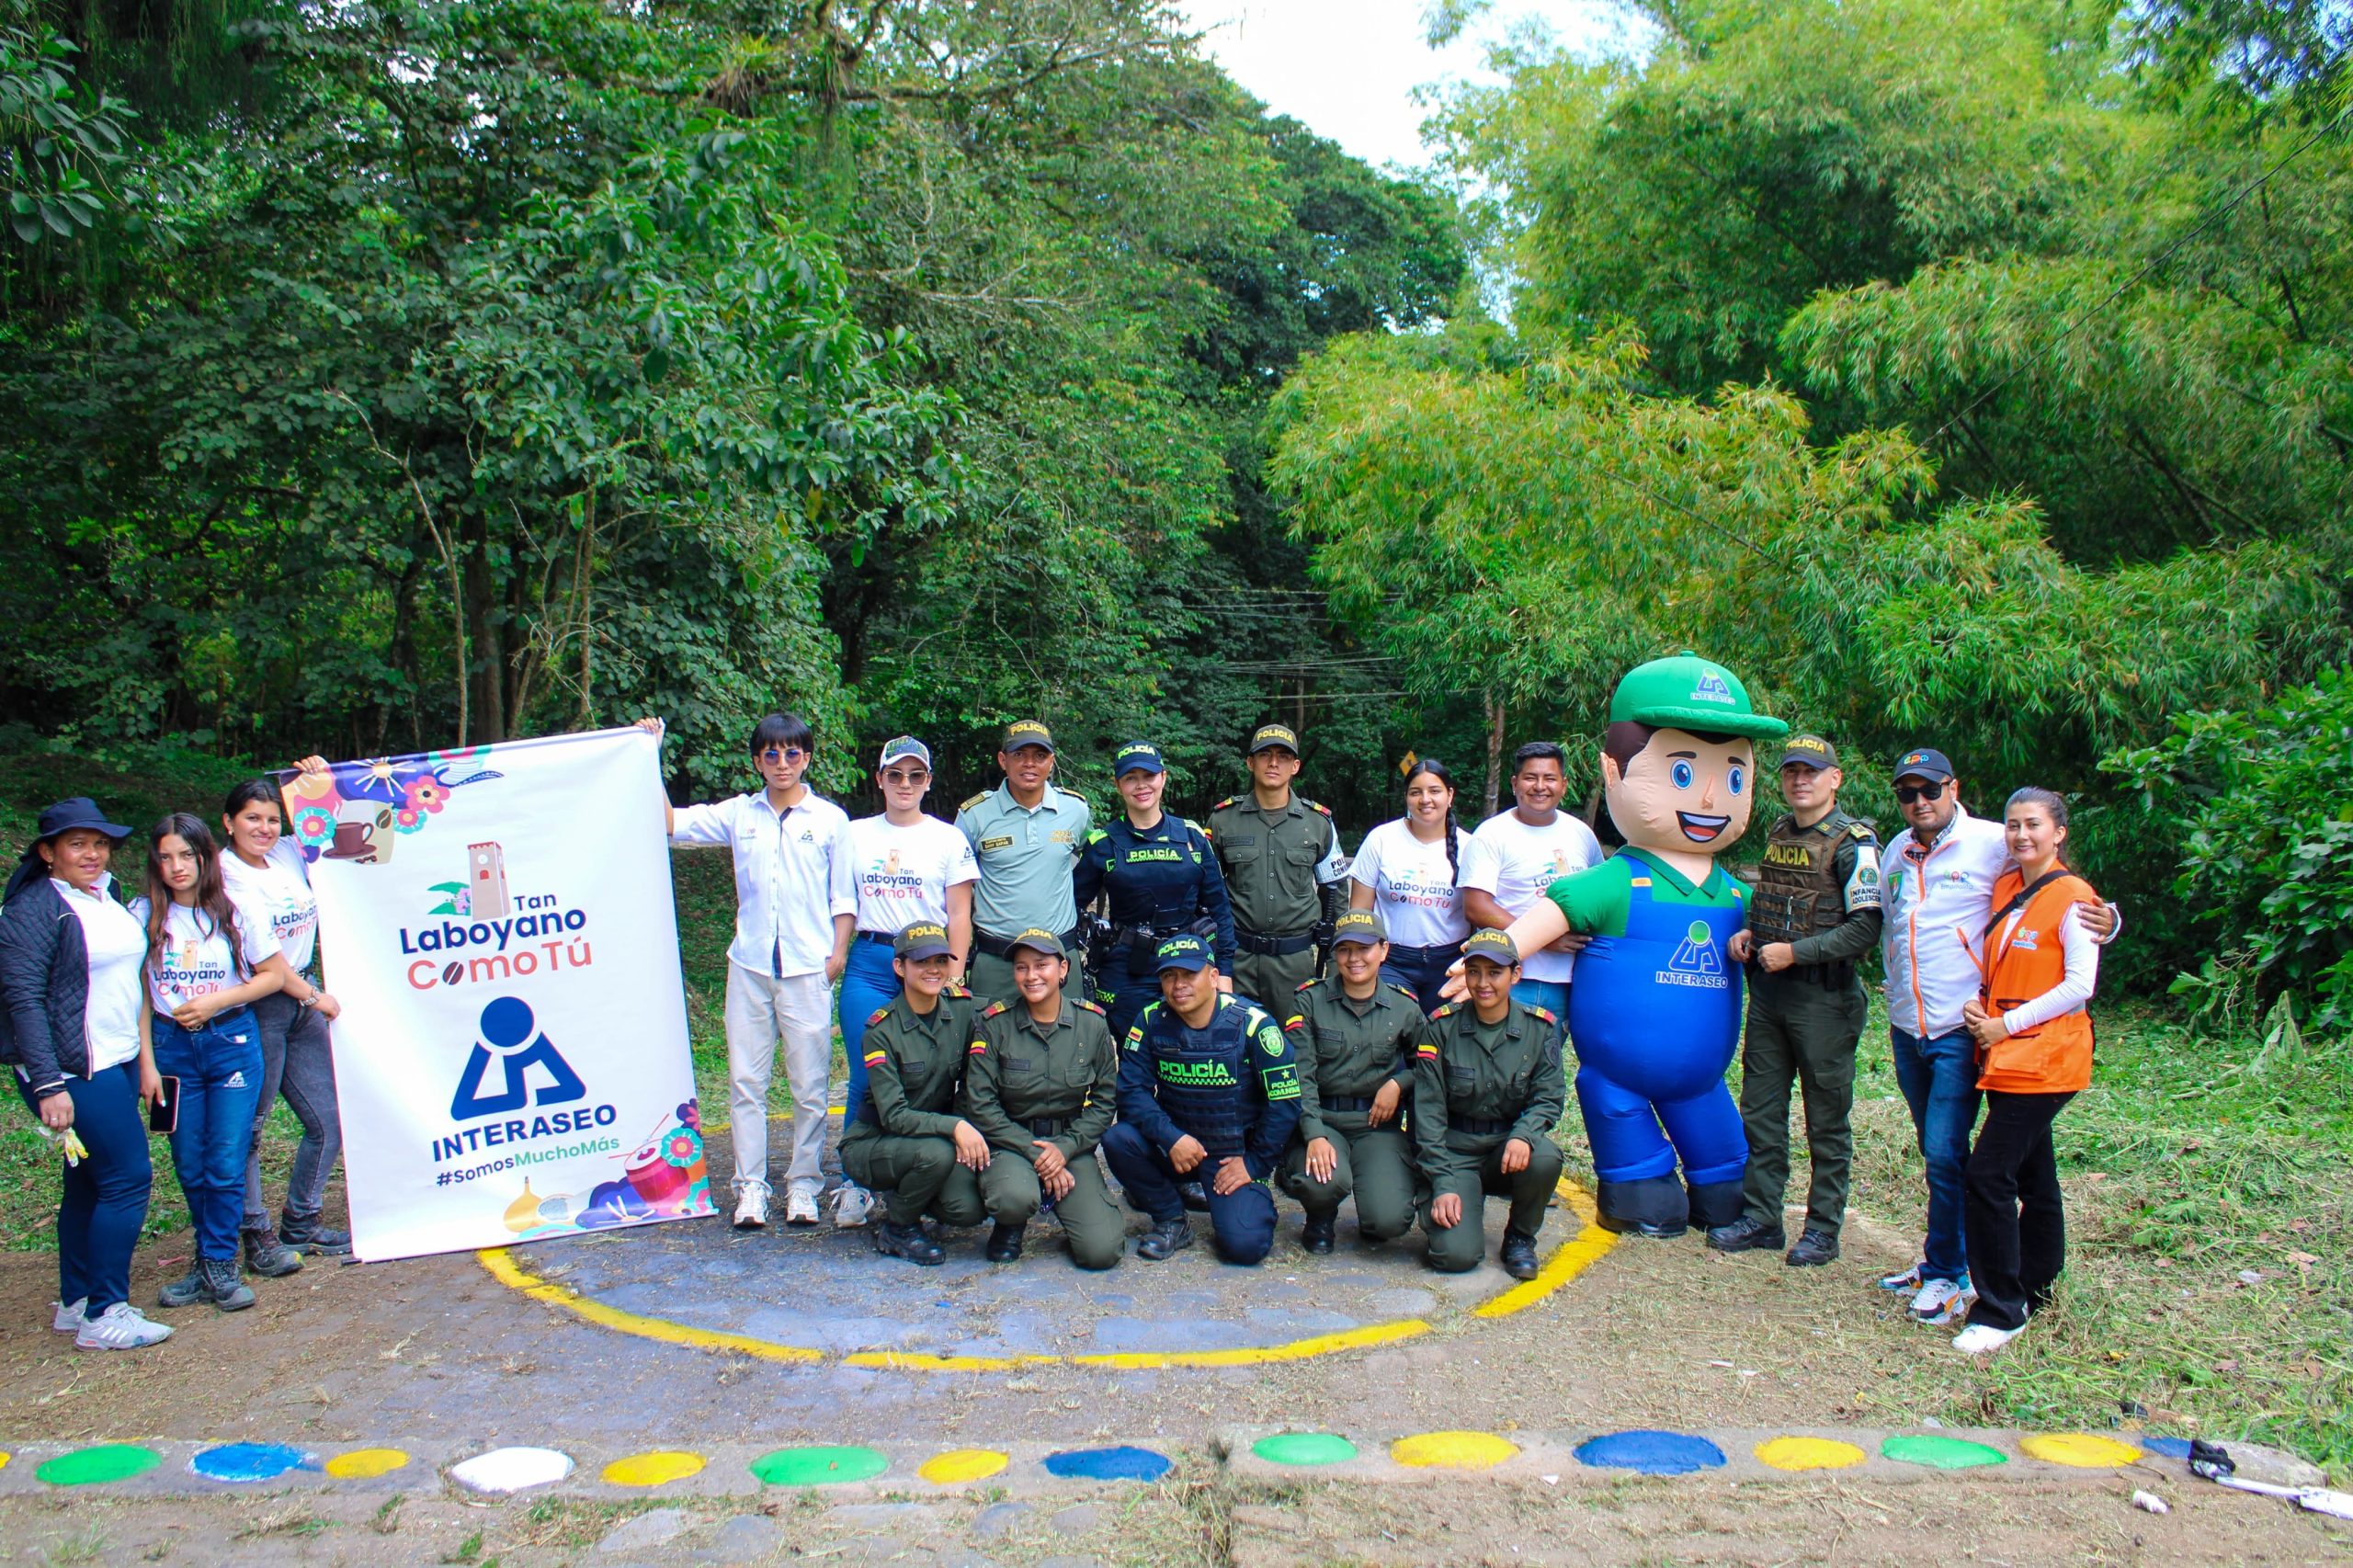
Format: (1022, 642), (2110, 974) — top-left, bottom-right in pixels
(1478, 652), (1787, 1237)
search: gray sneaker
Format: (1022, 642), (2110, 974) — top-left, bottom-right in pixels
(75, 1301), (173, 1350)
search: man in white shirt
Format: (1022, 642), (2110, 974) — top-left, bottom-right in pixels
(1879, 746), (2118, 1324)
(660, 712), (856, 1229)
(1461, 742), (1604, 1030)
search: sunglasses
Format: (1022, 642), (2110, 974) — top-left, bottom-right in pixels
(758, 746), (808, 765)
(1894, 780), (1948, 804)
(881, 768), (930, 786)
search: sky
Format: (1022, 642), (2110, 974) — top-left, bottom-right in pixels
(1176, 1), (1626, 172)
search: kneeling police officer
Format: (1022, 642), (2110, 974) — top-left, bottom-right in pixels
(1278, 910), (1423, 1254)
(839, 922), (990, 1267)
(960, 928), (1124, 1270)
(1415, 928), (1565, 1278)
(1102, 936), (1302, 1265)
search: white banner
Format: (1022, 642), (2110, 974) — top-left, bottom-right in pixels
(294, 727), (711, 1262)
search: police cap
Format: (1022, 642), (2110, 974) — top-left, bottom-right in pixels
(1330, 910), (1387, 947)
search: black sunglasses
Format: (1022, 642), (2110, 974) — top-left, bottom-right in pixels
(1894, 780), (1948, 804)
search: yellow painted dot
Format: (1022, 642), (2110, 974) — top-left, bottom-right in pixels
(603, 1450), (706, 1487)
(1391, 1431), (1520, 1470)
(918, 1449), (1010, 1485)
(1755, 1437), (1867, 1471)
(0, 1452), (11, 1472)
(2020, 1433), (2141, 1468)
(324, 1449), (411, 1480)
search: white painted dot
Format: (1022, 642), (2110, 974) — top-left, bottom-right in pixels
(449, 1447), (574, 1494)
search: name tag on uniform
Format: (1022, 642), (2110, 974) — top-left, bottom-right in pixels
(980, 835), (1014, 851)
(1223, 834), (1257, 847)
(1049, 829), (1074, 845)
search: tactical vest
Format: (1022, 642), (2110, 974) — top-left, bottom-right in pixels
(1748, 809), (1866, 948)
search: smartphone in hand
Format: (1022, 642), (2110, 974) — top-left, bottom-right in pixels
(148, 1075), (180, 1136)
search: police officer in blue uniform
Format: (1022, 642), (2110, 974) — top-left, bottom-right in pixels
(1101, 936), (1301, 1265)
(1074, 742), (1237, 1039)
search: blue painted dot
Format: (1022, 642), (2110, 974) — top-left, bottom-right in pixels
(1042, 1445), (1172, 1483)
(1574, 1430), (1727, 1476)
(191, 1443), (315, 1483)
(2142, 1436), (2193, 1460)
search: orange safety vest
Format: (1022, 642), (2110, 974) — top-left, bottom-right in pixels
(1975, 868), (2097, 1094)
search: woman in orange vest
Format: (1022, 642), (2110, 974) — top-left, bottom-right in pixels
(1952, 787), (2100, 1355)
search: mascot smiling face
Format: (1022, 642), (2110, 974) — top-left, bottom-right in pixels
(1602, 724), (1756, 859)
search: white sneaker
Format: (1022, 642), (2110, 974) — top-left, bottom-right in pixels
(831, 1182), (874, 1229)
(1953, 1322), (2024, 1356)
(1878, 1263), (1924, 1293)
(51, 1297), (86, 1334)
(74, 1302), (173, 1350)
(1909, 1276), (1975, 1325)
(733, 1183), (770, 1230)
(784, 1184), (821, 1227)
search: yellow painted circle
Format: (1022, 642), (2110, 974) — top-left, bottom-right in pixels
(2020, 1433), (2141, 1468)
(603, 1450), (707, 1487)
(324, 1449), (411, 1480)
(1391, 1431), (1520, 1470)
(0, 1452), (11, 1472)
(918, 1449), (1010, 1485)
(1755, 1437), (1867, 1471)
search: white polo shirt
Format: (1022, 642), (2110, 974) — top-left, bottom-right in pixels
(671, 790), (857, 980)
(57, 876), (147, 1073)
(1462, 808), (1606, 983)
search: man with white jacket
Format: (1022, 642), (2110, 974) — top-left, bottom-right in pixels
(1878, 748), (2117, 1324)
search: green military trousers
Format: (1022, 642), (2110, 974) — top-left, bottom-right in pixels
(1421, 1134), (1564, 1274)
(1278, 1109), (1416, 1244)
(1232, 945), (1318, 1015)
(841, 1134), (987, 1229)
(1736, 971), (1868, 1237)
(979, 1150), (1125, 1270)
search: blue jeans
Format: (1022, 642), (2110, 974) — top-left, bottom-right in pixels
(836, 937), (902, 1142)
(1381, 941), (1464, 1017)
(153, 1008), (266, 1261)
(1890, 1028), (1982, 1283)
(17, 1061), (151, 1315)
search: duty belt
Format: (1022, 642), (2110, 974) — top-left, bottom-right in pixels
(1322, 1095), (1375, 1112)
(1236, 926), (1317, 958)
(1455, 1116), (1512, 1135)
(974, 926), (1082, 960)
(1025, 1116), (1069, 1137)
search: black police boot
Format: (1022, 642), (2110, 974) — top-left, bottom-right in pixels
(1786, 1229), (1841, 1267)
(984, 1221), (1025, 1263)
(243, 1225), (303, 1278)
(1176, 1181), (1211, 1212)
(1499, 1232), (1540, 1281)
(278, 1210), (353, 1256)
(875, 1221), (945, 1267)
(1301, 1216), (1336, 1255)
(1595, 1176), (1688, 1239)
(1706, 1215), (1786, 1255)
(1137, 1217), (1193, 1261)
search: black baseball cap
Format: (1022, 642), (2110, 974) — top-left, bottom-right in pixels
(893, 921), (956, 961)
(35, 797), (131, 842)
(1247, 723), (1301, 756)
(1114, 741), (1165, 777)
(1154, 934), (1212, 972)
(1461, 928), (1520, 966)
(1000, 720), (1055, 755)
(1008, 926), (1065, 957)
(1893, 747), (1955, 785)
(1331, 910), (1386, 947)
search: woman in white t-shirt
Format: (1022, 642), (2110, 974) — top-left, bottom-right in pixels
(134, 813), (290, 1314)
(1348, 757), (1471, 1014)
(833, 736), (978, 1227)
(220, 772), (348, 1272)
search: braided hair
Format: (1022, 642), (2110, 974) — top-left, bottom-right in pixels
(1402, 757), (1461, 886)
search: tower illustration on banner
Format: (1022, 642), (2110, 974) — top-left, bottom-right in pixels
(469, 841), (511, 919)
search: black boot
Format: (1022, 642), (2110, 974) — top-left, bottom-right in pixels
(1786, 1229), (1840, 1267)
(1706, 1215), (1786, 1254)
(1301, 1216), (1336, 1255)
(157, 1266), (207, 1310)
(1499, 1232), (1540, 1280)
(200, 1256), (256, 1312)
(873, 1221), (945, 1267)
(984, 1221), (1025, 1263)
(1137, 1217), (1193, 1261)
(278, 1210), (352, 1256)
(243, 1225), (303, 1278)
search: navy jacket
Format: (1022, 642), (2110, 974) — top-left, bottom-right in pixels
(1116, 994), (1301, 1179)
(0, 875), (123, 1096)
(1074, 813), (1236, 974)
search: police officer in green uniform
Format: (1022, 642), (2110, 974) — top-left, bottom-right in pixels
(839, 921), (991, 1267)
(956, 721), (1093, 1007)
(1279, 910), (1424, 1254)
(1205, 724), (1347, 1009)
(1711, 734), (1883, 1267)
(959, 927), (1125, 1269)
(1413, 928), (1565, 1278)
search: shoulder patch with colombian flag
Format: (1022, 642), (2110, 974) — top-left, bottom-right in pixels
(865, 1006), (891, 1027)
(1415, 1041), (1440, 1061)
(1283, 1013), (1306, 1031)
(1526, 1005), (1557, 1025)
(944, 983), (970, 998)
(1430, 1002), (1461, 1020)
(979, 1001), (1009, 1019)
(861, 1049), (887, 1067)
(1309, 800), (1332, 817)
(1386, 983), (1421, 1004)
(1074, 998), (1106, 1016)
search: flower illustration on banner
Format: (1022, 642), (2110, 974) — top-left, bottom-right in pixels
(663, 1128), (702, 1169)
(286, 750), (505, 864)
(290, 804), (337, 851)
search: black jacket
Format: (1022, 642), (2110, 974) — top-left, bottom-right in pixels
(0, 874), (124, 1096)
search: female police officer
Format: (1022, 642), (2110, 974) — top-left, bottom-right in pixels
(1073, 742), (1236, 1037)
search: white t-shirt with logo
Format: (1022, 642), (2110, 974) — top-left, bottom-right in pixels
(1347, 819), (1470, 949)
(222, 838), (320, 974)
(57, 877), (148, 1074)
(847, 813), (979, 933)
(1461, 809), (1607, 983)
(129, 895), (277, 1015)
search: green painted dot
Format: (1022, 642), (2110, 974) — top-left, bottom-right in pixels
(1253, 1433), (1358, 1467)
(38, 1444), (163, 1487)
(1881, 1434), (2008, 1471)
(749, 1445), (889, 1487)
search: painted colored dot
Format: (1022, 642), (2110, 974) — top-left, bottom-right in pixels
(1575, 1431), (1727, 1476)
(2021, 1433), (2141, 1468)
(1043, 1446), (1173, 1483)
(449, 1447), (574, 1494)
(602, 1450), (706, 1487)
(1391, 1431), (1519, 1471)
(1754, 1437), (1866, 1472)
(1881, 1434), (2008, 1471)
(38, 1445), (162, 1487)
(751, 1446), (890, 1487)
(325, 1449), (410, 1480)
(1254, 1433), (1358, 1468)
(191, 1443), (313, 1483)
(2142, 1437), (2193, 1460)
(918, 1449), (1009, 1485)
